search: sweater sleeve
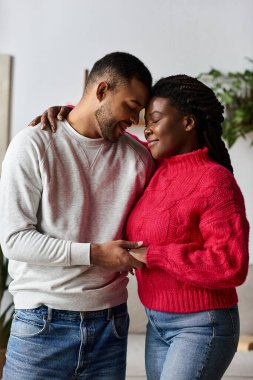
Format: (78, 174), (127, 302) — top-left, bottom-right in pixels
(126, 132), (149, 149)
(0, 130), (90, 266)
(146, 183), (249, 289)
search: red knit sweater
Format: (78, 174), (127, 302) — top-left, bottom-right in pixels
(126, 147), (249, 313)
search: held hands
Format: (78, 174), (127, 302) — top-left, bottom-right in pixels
(128, 247), (147, 264)
(90, 240), (147, 272)
(28, 106), (72, 132)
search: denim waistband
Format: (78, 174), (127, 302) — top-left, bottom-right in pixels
(15, 303), (127, 321)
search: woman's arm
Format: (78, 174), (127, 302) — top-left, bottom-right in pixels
(146, 184), (249, 289)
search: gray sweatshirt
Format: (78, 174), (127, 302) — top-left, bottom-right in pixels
(0, 120), (154, 311)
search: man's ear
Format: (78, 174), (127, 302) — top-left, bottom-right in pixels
(184, 115), (196, 132)
(96, 82), (110, 101)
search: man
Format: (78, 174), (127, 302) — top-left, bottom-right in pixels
(0, 52), (154, 380)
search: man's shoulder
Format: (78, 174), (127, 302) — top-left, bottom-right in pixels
(117, 133), (155, 180)
(12, 124), (52, 146)
(4, 124), (60, 166)
(9, 121), (66, 154)
(122, 133), (153, 163)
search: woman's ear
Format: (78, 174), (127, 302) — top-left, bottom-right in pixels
(96, 82), (110, 101)
(184, 115), (196, 132)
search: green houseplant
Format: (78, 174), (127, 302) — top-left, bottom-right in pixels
(0, 245), (13, 375)
(198, 60), (253, 147)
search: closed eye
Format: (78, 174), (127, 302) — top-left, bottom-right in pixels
(126, 103), (138, 112)
(145, 119), (160, 126)
(149, 119), (160, 125)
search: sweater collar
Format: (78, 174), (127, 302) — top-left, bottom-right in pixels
(63, 120), (106, 147)
(159, 147), (212, 173)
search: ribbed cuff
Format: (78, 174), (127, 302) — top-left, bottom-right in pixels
(70, 242), (91, 265)
(146, 245), (166, 269)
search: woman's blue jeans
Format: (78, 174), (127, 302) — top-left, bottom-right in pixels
(145, 305), (239, 380)
(2, 303), (129, 380)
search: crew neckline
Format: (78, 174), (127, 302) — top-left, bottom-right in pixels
(62, 119), (106, 147)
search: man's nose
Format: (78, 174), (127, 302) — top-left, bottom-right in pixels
(130, 112), (139, 125)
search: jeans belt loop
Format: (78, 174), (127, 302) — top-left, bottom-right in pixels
(47, 307), (53, 322)
(107, 307), (113, 320)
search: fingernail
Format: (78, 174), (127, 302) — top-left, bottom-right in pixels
(137, 241), (143, 247)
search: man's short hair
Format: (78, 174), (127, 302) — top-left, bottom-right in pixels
(86, 52), (152, 92)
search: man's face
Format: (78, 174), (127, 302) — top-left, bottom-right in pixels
(95, 78), (149, 142)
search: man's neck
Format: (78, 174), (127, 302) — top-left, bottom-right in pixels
(66, 101), (101, 139)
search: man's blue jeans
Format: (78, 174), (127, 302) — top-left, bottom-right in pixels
(2, 303), (129, 380)
(145, 305), (239, 380)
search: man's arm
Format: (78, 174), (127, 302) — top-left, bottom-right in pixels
(0, 129), (143, 271)
(28, 106), (73, 132)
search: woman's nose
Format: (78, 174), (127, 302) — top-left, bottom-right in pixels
(144, 127), (152, 137)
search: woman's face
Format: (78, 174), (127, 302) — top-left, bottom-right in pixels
(144, 96), (199, 159)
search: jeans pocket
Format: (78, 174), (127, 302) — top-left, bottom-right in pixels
(209, 306), (240, 351)
(11, 311), (48, 338)
(111, 312), (129, 339)
(228, 306), (240, 350)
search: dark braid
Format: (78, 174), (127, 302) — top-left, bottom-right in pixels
(151, 75), (234, 174)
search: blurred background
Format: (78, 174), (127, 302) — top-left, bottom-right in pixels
(0, 0), (253, 257)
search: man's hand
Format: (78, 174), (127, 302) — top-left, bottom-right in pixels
(90, 240), (145, 272)
(28, 106), (72, 133)
(129, 247), (147, 264)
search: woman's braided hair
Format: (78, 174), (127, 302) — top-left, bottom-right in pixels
(151, 75), (233, 174)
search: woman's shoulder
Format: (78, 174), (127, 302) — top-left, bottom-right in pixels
(201, 161), (236, 187)
(199, 162), (245, 211)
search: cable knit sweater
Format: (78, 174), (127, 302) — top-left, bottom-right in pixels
(126, 147), (249, 313)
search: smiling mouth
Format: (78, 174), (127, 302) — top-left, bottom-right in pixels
(117, 121), (132, 136)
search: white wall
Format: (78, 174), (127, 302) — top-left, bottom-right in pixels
(0, 0), (253, 260)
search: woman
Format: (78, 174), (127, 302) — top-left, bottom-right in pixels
(31, 74), (249, 380)
(126, 75), (249, 380)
